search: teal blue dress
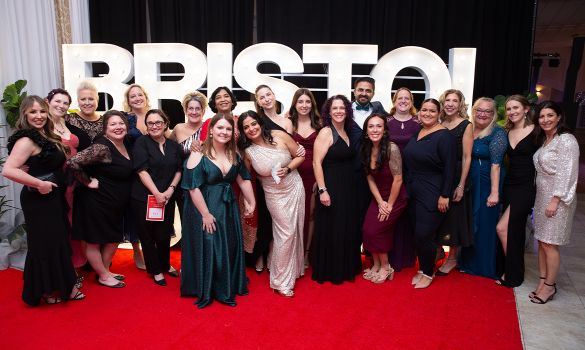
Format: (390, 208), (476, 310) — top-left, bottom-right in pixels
(459, 127), (507, 278)
(180, 155), (250, 308)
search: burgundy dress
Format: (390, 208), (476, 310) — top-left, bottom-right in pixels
(387, 117), (420, 270)
(362, 148), (408, 253)
(292, 131), (317, 247)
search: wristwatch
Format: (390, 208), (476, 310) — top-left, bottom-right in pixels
(318, 187), (327, 194)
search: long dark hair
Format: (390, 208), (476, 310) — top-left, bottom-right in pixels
(288, 88), (322, 132)
(533, 100), (571, 146)
(237, 110), (275, 151)
(360, 113), (391, 173)
(320, 95), (354, 131)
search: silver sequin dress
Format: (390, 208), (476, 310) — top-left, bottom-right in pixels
(246, 144), (305, 291)
(533, 133), (580, 245)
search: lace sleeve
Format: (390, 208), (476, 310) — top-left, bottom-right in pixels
(66, 143), (112, 185)
(388, 142), (403, 176)
(489, 127), (508, 165)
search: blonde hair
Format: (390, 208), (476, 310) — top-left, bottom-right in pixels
(17, 96), (69, 155)
(76, 80), (98, 98)
(388, 87), (417, 116)
(123, 84), (151, 112)
(439, 89), (469, 120)
(471, 97), (497, 139)
(182, 91), (208, 114)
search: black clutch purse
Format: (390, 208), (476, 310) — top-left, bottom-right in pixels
(26, 173), (58, 192)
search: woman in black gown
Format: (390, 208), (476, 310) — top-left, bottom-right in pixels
(312, 95), (362, 284)
(2, 96), (84, 305)
(68, 110), (133, 288)
(495, 95), (537, 287)
(402, 99), (456, 289)
(131, 109), (182, 286)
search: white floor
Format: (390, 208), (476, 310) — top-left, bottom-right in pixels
(516, 194), (585, 350)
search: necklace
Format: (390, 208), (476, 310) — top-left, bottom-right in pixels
(54, 121), (66, 135)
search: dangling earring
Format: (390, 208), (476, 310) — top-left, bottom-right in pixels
(524, 113), (527, 120)
(209, 133), (213, 138)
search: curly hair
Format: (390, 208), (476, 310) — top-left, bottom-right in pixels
(439, 89), (468, 120)
(320, 95), (354, 131)
(237, 110), (275, 152)
(17, 95), (69, 155)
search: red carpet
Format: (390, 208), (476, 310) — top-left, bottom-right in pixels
(0, 250), (522, 350)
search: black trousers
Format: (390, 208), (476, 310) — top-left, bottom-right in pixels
(131, 198), (175, 275)
(411, 202), (445, 277)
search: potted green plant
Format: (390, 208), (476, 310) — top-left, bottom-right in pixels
(1, 79), (28, 128)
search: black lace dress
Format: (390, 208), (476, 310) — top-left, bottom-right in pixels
(7, 130), (77, 306)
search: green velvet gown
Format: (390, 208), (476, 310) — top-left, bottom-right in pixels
(180, 155), (250, 308)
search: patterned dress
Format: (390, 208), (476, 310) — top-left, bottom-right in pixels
(245, 144), (305, 291)
(533, 133), (579, 245)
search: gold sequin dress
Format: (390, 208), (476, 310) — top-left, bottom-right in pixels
(533, 133), (580, 245)
(246, 144), (305, 291)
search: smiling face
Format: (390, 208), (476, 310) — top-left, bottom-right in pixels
(186, 100), (203, 125)
(210, 118), (233, 144)
(295, 94), (312, 117)
(394, 89), (412, 114)
(330, 99), (347, 124)
(127, 86), (146, 111)
(419, 101), (440, 128)
(214, 89), (233, 114)
(473, 101), (495, 131)
(256, 87), (275, 110)
(442, 93), (461, 117)
(366, 115), (386, 143)
(77, 89), (98, 117)
(241, 115), (262, 142)
(105, 115), (127, 141)
(25, 101), (49, 130)
(48, 93), (71, 119)
(354, 81), (374, 105)
(506, 100), (529, 126)
(145, 113), (166, 139)
(538, 108), (561, 134)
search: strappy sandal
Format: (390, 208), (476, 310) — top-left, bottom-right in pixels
(372, 266), (395, 284)
(530, 282), (556, 304)
(529, 276), (546, 298)
(362, 267), (378, 280)
(70, 289), (86, 301)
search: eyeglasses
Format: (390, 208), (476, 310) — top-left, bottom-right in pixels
(476, 109), (494, 115)
(146, 121), (165, 127)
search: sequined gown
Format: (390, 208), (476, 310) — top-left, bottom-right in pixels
(180, 156), (250, 308)
(245, 144), (305, 291)
(459, 127), (508, 278)
(533, 134), (579, 245)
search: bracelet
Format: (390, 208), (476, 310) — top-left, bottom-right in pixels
(285, 167), (292, 174)
(318, 187), (327, 194)
(456, 184), (463, 190)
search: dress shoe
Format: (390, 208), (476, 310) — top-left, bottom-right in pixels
(167, 266), (179, 277)
(154, 276), (167, 286)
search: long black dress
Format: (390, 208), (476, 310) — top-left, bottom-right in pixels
(497, 131), (537, 287)
(181, 155), (250, 308)
(402, 129), (456, 277)
(312, 127), (361, 284)
(69, 136), (133, 244)
(7, 130), (77, 306)
(438, 119), (473, 247)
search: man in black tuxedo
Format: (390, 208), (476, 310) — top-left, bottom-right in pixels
(351, 77), (387, 130)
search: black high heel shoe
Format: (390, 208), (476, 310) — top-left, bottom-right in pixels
(154, 276), (167, 286)
(530, 282), (556, 304)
